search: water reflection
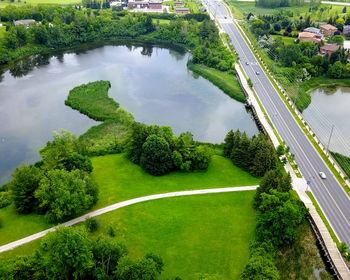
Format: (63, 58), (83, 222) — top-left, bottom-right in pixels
(302, 86), (350, 156)
(0, 45), (258, 184)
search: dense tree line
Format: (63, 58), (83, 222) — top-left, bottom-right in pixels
(0, 5), (232, 75)
(0, 226), (165, 280)
(241, 169), (308, 279)
(5, 130), (98, 223)
(223, 130), (278, 177)
(127, 123), (212, 175)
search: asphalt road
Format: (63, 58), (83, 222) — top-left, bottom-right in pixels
(205, 0), (350, 245)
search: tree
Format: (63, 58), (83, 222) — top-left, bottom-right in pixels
(191, 145), (212, 170)
(343, 6), (347, 13)
(91, 236), (127, 279)
(279, 44), (300, 67)
(35, 169), (97, 222)
(240, 254), (279, 280)
(223, 130), (235, 157)
(328, 61), (344, 78)
(256, 190), (307, 247)
(254, 169), (292, 208)
(39, 130), (81, 170)
(41, 227), (94, 280)
(115, 256), (160, 280)
(10, 164), (43, 213)
(232, 132), (251, 171)
(140, 135), (173, 175)
(338, 242), (349, 254)
(273, 23), (281, 32)
(328, 35), (344, 46)
(63, 153), (93, 173)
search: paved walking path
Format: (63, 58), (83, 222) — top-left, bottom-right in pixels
(0, 185), (258, 254)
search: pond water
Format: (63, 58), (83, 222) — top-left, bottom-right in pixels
(0, 44), (258, 184)
(302, 86), (350, 157)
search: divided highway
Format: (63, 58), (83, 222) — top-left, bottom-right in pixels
(206, 1), (350, 245)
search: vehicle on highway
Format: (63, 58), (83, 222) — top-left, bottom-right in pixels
(224, 16), (227, 18)
(245, 62), (249, 65)
(319, 172), (327, 179)
(256, 71), (260, 75)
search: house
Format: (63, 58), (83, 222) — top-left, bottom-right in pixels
(298, 32), (321, 44)
(303, 27), (324, 39)
(175, 7), (189, 14)
(174, 2), (183, 6)
(343, 25), (350, 35)
(149, 0), (162, 9)
(319, 44), (340, 56)
(320, 24), (338, 36)
(13, 19), (35, 26)
(128, 0), (149, 8)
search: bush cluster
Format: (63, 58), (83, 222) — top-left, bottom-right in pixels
(127, 123), (212, 175)
(0, 227), (165, 280)
(8, 130), (98, 223)
(223, 130), (278, 177)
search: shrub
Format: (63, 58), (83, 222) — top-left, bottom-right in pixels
(0, 192), (11, 208)
(85, 217), (100, 233)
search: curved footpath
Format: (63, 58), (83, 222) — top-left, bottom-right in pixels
(0, 185), (258, 254)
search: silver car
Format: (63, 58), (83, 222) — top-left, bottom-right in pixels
(319, 172), (326, 179)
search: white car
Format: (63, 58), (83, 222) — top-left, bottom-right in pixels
(256, 71), (260, 75)
(319, 172), (326, 179)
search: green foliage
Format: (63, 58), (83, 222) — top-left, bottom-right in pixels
(35, 169), (98, 222)
(41, 227), (94, 280)
(84, 217), (100, 233)
(63, 153), (93, 173)
(9, 164), (43, 214)
(140, 134), (173, 176)
(256, 190), (307, 247)
(224, 130), (278, 177)
(240, 249), (279, 280)
(254, 169), (292, 208)
(0, 191), (11, 209)
(39, 130), (82, 170)
(331, 151), (350, 179)
(247, 78), (253, 88)
(65, 81), (119, 122)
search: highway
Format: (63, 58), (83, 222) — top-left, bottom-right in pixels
(205, 0), (350, 245)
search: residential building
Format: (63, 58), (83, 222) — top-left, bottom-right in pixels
(320, 24), (338, 36)
(343, 25), (350, 35)
(174, 2), (183, 6)
(149, 0), (162, 9)
(319, 44), (340, 56)
(175, 7), (189, 13)
(298, 31), (321, 44)
(304, 27), (324, 39)
(13, 19), (35, 26)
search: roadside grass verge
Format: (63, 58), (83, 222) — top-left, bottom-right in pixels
(188, 62), (246, 103)
(331, 152), (350, 179)
(233, 17), (350, 196)
(307, 191), (340, 246)
(0, 191), (257, 280)
(0, 153), (260, 246)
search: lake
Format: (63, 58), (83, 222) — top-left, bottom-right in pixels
(302, 86), (350, 157)
(0, 44), (258, 184)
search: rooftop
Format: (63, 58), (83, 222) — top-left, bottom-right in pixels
(176, 7), (189, 10)
(320, 24), (337, 30)
(14, 19), (35, 26)
(320, 44), (340, 51)
(304, 27), (320, 33)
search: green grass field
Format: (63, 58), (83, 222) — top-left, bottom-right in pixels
(0, 191), (257, 280)
(0, 0), (80, 7)
(0, 154), (260, 246)
(271, 35), (296, 45)
(228, 1), (346, 21)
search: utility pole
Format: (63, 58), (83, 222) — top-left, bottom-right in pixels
(326, 124), (335, 155)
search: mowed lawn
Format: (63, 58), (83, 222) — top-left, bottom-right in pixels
(1, 192), (257, 280)
(0, 153), (260, 246)
(91, 153), (260, 209)
(0, 0), (80, 7)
